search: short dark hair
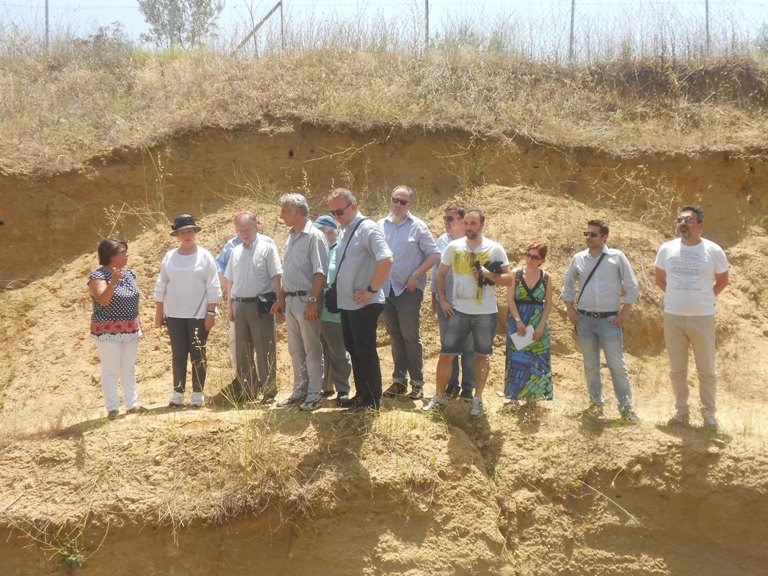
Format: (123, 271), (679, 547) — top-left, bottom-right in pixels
(680, 205), (704, 222)
(97, 238), (127, 266)
(465, 208), (485, 224)
(444, 204), (466, 218)
(587, 219), (609, 236)
(527, 242), (548, 260)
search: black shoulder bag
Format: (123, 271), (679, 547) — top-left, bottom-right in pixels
(324, 218), (369, 313)
(575, 252), (606, 309)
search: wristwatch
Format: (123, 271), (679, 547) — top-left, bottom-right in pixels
(366, 285), (377, 293)
(308, 296), (318, 303)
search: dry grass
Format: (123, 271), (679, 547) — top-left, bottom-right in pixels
(1, 37), (768, 176)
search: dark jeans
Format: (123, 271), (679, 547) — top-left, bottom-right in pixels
(340, 304), (384, 406)
(436, 304), (476, 391)
(166, 317), (209, 393)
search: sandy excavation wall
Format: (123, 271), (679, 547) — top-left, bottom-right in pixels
(1, 122), (767, 285)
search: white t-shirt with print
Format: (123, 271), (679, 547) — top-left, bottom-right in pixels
(654, 237), (728, 316)
(441, 237), (509, 315)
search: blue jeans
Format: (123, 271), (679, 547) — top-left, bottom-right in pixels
(440, 310), (497, 356)
(576, 315), (633, 411)
(436, 304), (475, 391)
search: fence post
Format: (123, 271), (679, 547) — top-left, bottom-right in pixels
(568, 0), (575, 62)
(424, 0), (429, 51)
(705, 0), (711, 54)
(45, 0), (49, 50)
(280, 1), (285, 51)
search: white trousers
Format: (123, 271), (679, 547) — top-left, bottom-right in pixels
(96, 339), (139, 411)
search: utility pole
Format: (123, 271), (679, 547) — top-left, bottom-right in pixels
(424, 0), (429, 52)
(705, 0), (711, 55)
(568, 0), (575, 62)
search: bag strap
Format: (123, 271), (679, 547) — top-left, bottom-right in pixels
(334, 217), (369, 278)
(575, 252), (606, 308)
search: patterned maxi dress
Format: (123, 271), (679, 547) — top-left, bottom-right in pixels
(504, 269), (553, 400)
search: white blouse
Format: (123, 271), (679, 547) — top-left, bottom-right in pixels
(154, 247), (222, 319)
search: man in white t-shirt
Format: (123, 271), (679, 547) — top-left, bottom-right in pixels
(422, 209), (511, 418)
(654, 205), (729, 431)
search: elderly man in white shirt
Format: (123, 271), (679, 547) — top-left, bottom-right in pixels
(224, 211), (283, 404)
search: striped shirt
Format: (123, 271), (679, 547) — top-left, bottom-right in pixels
(282, 220), (329, 292)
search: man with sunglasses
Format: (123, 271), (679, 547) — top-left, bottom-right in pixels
(563, 219), (640, 422)
(654, 206), (729, 431)
(379, 185), (441, 401)
(328, 188), (393, 412)
(430, 205), (477, 401)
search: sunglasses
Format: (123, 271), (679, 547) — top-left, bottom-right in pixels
(391, 197), (409, 206)
(524, 252), (542, 260)
(677, 216), (697, 223)
(583, 231), (600, 238)
(443, 215), (457, 222)
(330, 203), (352, 217)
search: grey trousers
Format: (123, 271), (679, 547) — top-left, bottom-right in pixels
(382, 288), (424, 385)
(233, 300), (277, 399)
(321, 319), (351, 394)
(285, 295), (325, 402)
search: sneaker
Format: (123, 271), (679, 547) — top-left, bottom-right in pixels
(107, 409), (119, 420)
(260, 394), (276, 406)
(421, 396), (446, 413)
(667, 412), (690, 426)
(349, 401), (380, 414)
(383, 381), (408, 398)
(470, 397), (485, 418)
(299, 397), (322, 411)
(620, 410), (640, 424)
(460, 388), (474, 401)
(405, 385), (424, 400)
(168, 391), (184, 408)
(126, 406), (147, 415)
(704, 414), (719, 431)
(582, 402), (604, 418)
(277, 395), (304, 408)
(445, 384), (460, 399)
(191, 392), (204, 408)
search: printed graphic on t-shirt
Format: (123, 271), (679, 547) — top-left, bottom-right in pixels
(452, 248), (492, 303)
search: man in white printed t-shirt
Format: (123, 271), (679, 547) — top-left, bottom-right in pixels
(654, 205), (729, 431)
(422, 208), (512, 418)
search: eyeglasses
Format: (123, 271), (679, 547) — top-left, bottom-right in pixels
(443, 215), (456, 222)
(677, 216), (697, 223)
(391, 197), (409, 206)
(524, 252), (542, 260)
(330, 203), (352, 217)
(583, 231), (600, 238)
(115, 249), (128, 255)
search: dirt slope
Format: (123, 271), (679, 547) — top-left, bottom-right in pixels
(1, 164), (767, 573)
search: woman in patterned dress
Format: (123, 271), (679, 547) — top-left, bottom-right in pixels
(88, 238), (145, 419)
(504, 243), (554, 404)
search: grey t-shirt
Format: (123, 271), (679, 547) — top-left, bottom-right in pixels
(336, 212), (393, 311)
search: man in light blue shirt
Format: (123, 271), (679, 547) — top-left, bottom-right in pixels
(328, 188), (393, 412)
(380, 185), (440, 401)
(562, 219), (640, 422)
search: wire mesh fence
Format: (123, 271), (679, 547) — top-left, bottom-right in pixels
(1, 0), (767, 61)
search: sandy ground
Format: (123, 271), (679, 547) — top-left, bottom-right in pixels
(1, 179), (767, 575)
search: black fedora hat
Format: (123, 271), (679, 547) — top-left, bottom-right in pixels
(170, 214), (202, 236)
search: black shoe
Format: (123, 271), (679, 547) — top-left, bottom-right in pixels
(460, 388), (474, 401)
(383, 381), (407, 398)
(405, 385), (424, 400)
(320, 389), (335, 397)
(260, 394), (276, 405)
(336, 393), (350, 406)
(349, 402), (380, 414)
(337, 395), (362, 408)
(445, 385), (460, 399)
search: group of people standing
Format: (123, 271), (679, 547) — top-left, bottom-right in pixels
(88, 188), (728, 430)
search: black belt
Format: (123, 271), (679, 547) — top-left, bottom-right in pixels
(578, 310), (618, 319)
(232, 296), (259, 303)
(284, 291), (307, 297)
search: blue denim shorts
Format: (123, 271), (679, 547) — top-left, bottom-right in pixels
(440, 310), (497, 356)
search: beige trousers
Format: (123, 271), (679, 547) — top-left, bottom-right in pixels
(664, 313), (717, 417)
